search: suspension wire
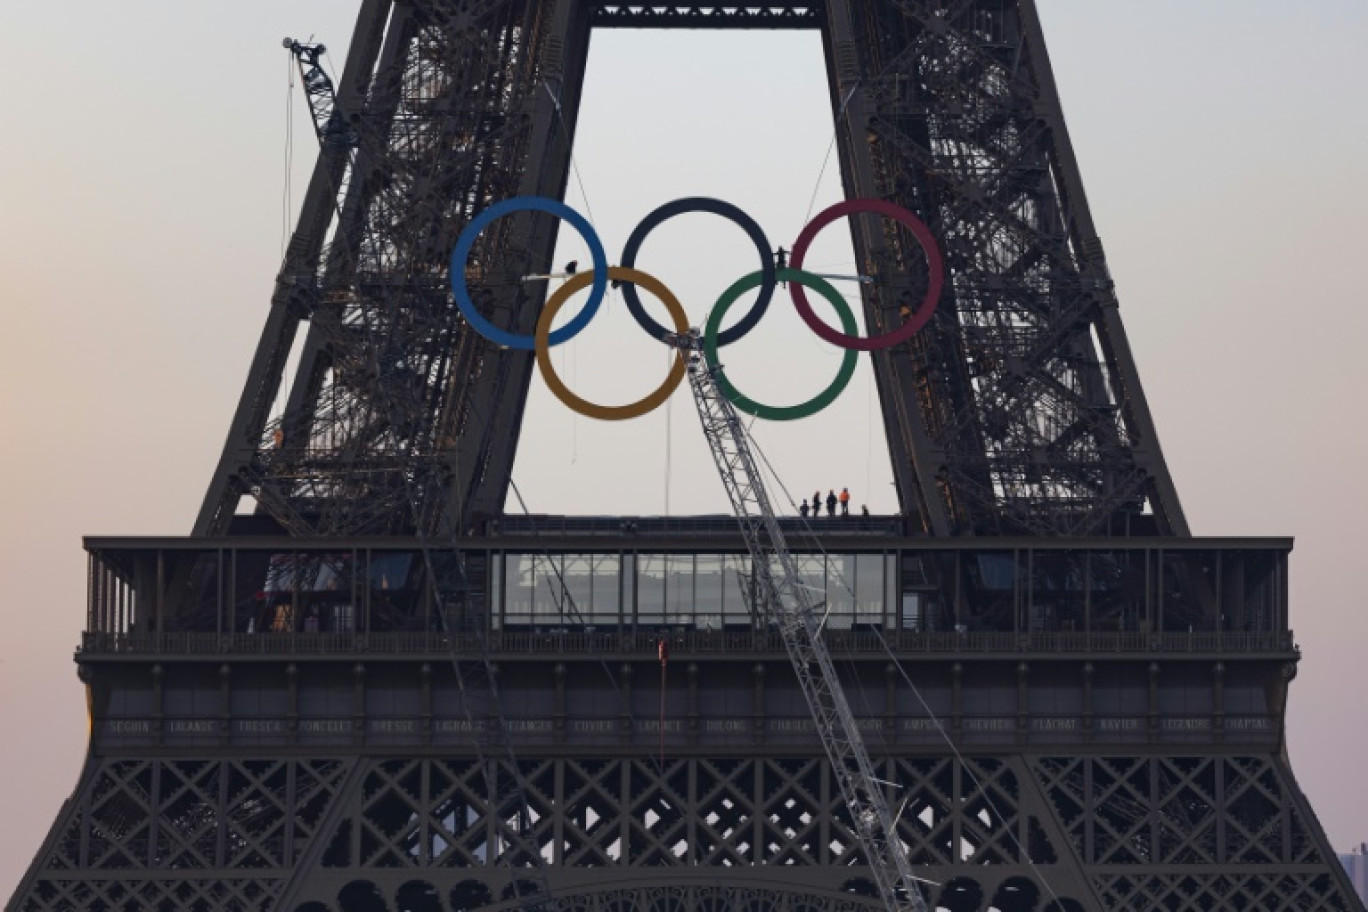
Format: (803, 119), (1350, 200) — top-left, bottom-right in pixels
(737, 417), (1065, 907)
(541, 76), (600, 466)
(542, 80), (599, 231)
(800, 83), (858, 233)
(281, 53), (295, 261)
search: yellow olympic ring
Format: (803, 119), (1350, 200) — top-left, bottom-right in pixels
(534, 267), (689, 421)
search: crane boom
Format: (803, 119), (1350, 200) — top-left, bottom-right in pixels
(671, 331), (930, 912)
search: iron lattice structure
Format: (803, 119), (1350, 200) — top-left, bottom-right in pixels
(9, 2), (1364, 912)
(191, 0), (1183, 541)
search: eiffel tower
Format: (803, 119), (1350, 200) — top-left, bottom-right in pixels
(8, 2), (1363, 911)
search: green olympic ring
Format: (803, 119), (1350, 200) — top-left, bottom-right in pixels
(703, 268), (859, 422)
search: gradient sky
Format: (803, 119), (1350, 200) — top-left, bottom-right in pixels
(1, 1), (1365, 894)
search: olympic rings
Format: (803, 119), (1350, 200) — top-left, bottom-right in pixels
(789, 198), (944, 352)
(452, 194), (947, 421)
(449, 196), (609, 351)
(534, 267), (690, 421)
(704, 269), (859, 422)
(619, 197), (775, 347)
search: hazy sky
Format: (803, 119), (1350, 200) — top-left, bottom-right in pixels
(1, 1), (1366, 894)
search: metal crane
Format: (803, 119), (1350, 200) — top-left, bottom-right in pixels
(668, 329), (931, 912)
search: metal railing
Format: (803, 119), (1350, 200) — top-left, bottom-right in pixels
(80, 628), (1296, 657)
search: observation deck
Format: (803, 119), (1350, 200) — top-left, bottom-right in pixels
(76, 519), (1297, 757)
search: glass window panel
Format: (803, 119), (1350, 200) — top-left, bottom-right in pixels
(724, 554), (753, 627)
(505, 554), (534, 626)
(637, 554), (666, 625)
(590, 554), (620, 625)
(622, 554), (635, 625)
(855, 553), (885, 625)
(826, 554), (855, 627)
(368, 551), (419, 632)
(901, 593), (923, 630)
(695, 555), (724, 630)
(795, 555), (825, 612)
(562, 554), (593, 626)
(665, 555), (694, 626)
(885, 556), (898, 628)
(368, 553), (414, 591)
(531, 555), (564, 625)
(490, 555), (503, 629)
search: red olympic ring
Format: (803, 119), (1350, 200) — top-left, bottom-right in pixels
(788, 199), (944, 352)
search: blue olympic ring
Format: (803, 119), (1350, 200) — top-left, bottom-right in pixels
(449, 196), (609, 351)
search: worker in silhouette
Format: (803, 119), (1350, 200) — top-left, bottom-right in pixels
(861, 504), (870, 517)
(839, 487), (851, 515)
(826, 490), (837, 517)
(800, 499), (810, 518)
(812, 490), (822, 517)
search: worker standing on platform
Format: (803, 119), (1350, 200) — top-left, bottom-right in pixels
(812, 490), (822, 517)
(800, 499), (810, 518)
(826, 490), (837, 517)
(839, 487), (851, 516)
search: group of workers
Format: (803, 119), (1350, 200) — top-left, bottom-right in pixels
(799, 487), (868, 519)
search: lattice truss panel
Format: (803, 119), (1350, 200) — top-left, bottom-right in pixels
(1033, 755), (1363, 911)
(253, 0), (559, 536)
(307, 755), (1057, 869)
(848, 2), (1163, 534)
(19, 878), (279, 912)
(15, 758), (350, 911)
(279, 754), (1096, 910)
(19, 752), (1358, 910)
(1093, 873), (1355, 912)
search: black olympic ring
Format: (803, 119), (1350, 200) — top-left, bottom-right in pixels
(618, 197), (776, 347)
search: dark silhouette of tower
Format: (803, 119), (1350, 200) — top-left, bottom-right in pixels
(9, 3), (1362, 911)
